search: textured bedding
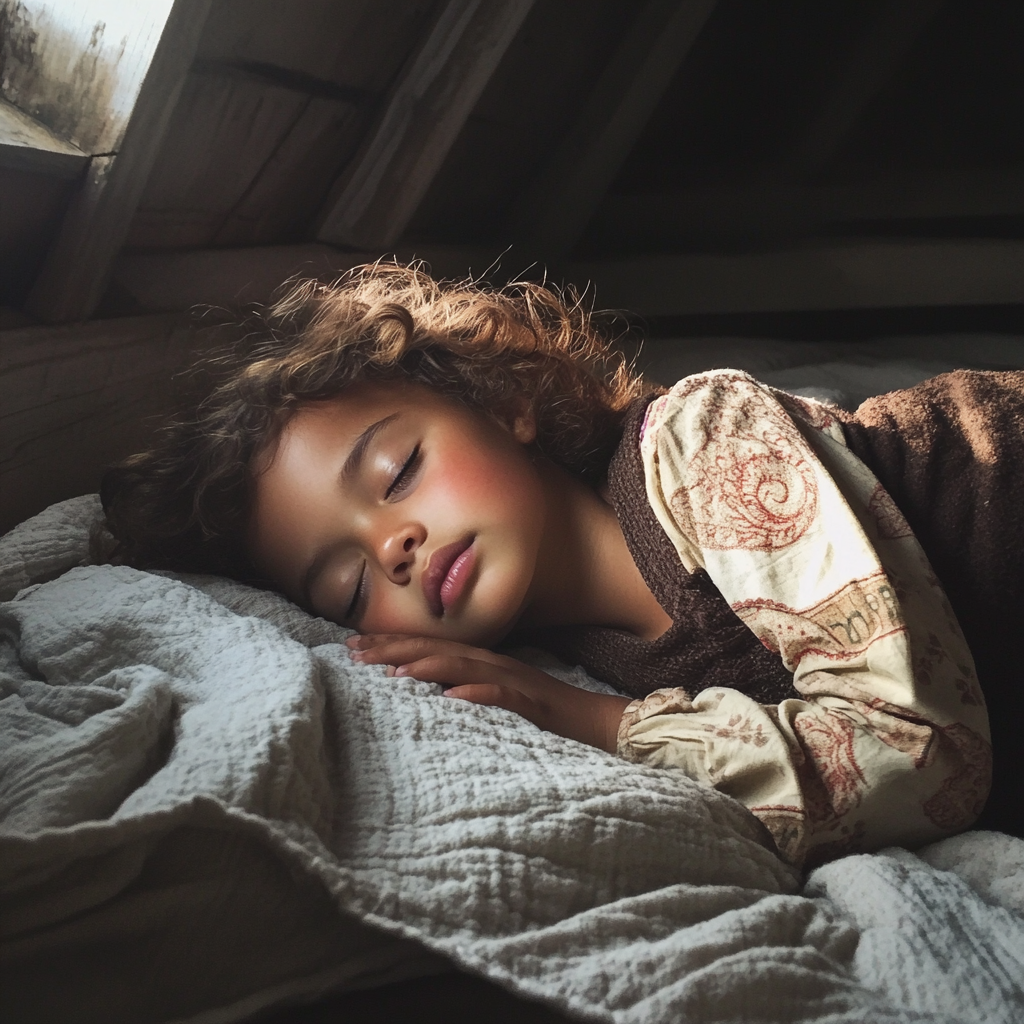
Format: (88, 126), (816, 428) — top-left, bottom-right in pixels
(2, 494), (1023, 1024)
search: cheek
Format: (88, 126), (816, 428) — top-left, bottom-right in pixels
(360, 599), (418, 636)
(425, 446), (538, 525)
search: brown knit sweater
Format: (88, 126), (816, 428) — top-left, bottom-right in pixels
(528, 370), (1024, 837)
(526, 391), (799, 707)
(837, 370), (1024, 836)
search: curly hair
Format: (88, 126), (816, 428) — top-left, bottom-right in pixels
(100, 261), (643, 579)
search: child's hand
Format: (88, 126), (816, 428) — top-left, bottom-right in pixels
(346, 634), (630, 754)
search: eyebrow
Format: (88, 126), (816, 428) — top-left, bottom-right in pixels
(299, 411), (400, 607)
(341, 412), (400, 482)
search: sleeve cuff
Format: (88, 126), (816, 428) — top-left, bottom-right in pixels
(616, 687), (695, 762)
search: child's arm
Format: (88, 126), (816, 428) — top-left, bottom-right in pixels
(625, 372), (992, 865)
(347, 634), (630, 754)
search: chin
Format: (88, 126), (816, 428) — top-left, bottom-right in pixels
(464, 588), (529, 648)
(447, 605), (516, 648)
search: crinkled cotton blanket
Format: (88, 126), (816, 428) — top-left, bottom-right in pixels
(2, 496), (1023, 1024)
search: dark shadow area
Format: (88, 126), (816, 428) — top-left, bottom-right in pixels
(263, 973), (573, 1024)
(640, 303), (1024, 342)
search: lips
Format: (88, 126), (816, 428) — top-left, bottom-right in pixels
(422, 537), (475, 617)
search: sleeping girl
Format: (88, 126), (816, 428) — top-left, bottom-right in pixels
(100, 262), (1021, 867)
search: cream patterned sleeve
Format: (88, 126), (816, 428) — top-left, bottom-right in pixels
(617, 371), (991, 866)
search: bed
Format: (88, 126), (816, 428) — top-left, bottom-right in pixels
(3, 336), (1024, 1024)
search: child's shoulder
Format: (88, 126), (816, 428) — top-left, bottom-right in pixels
(640, 369), (842, 448)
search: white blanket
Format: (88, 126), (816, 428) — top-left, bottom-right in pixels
(2, 496), (1023, 1024)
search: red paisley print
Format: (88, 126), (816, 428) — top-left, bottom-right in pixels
(774, 391), (836, 432)
(794, 710), (866, 820)
(867, 484), (914, 540)
(732, 573), (905, 667)
(922, 722), (992, 832)
(861, 700), (934, 768)
(671, 382), (819, 551)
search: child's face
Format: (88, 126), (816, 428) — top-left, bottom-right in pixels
(248, 383), (547, 646)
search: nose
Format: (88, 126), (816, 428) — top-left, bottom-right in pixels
(377, 522), (425, 584)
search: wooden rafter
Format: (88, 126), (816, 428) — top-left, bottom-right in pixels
(316, 0), (537, 250)
(507, 0), (720, 259)
(106, 235), (1024, 322)
(109, 243), (509, 312)
(0, 99), (87, 180)
(568, 240), (1024, 317)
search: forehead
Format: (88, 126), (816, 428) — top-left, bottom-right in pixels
(251, 381), (482, 512)
(265, 382), (457, 463)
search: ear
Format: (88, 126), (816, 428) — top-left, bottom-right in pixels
(509, 397), (537, 445)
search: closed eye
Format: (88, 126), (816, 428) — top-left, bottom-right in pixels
(385, 444), (421, 499)
(344, 562), (367, 622)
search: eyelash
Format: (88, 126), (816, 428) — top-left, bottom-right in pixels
(385, 444), (421, 499)
(344, 444), (420, 623)
(345, 563), (367, 623)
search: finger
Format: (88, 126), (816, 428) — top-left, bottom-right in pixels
(353, 637), (502, 668)
(348, 636), (446, 664)
(442, 684), (540, 726)
(442, 683), (515, 707)
(391, 654), (511, 689)
(345, 633), (417, 650)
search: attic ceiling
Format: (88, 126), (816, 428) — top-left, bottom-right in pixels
(3, 0), (1023, 325)
(126, 0), (1024, 251)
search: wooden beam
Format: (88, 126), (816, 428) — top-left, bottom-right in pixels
(507, 0), (719, 259)
(0, 313), (196, 533)
(109, 237), (1024, 321)
(566, 240), (1024, 317)
(126, 67), (341, 250)
(0, 97), (87, 180)
(25, 0), (214, 323)
(589, 168), (1024, 248)
(316, 0), (537, 250)
(110, 243), (512, 312)
(783, 0), (944, 181)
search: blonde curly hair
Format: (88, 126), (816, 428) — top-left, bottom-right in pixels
(101, 262), (643, 579)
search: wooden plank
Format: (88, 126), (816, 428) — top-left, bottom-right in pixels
(783, 0), (944, 181)
(25, 0), (214, 323)
(0, 314), (182, 416)
(507, 0), (720, 258)
(113, 245), (365, 311)
(111, 243), (511, 312)
(0, 165), (78, 305)
(208, 93), (365, 248)
(196, 0), (438, 96)
(0, 96), (87, 179)
(126, 70), (319, 250)
(589, 168), (1024, 248)
(111, 238), (1024, 321)
(316, 0), (537, 250)
(128, 2), (438, 249)
(0, 313), (196, 532)
(566, 240), (1024, 317)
